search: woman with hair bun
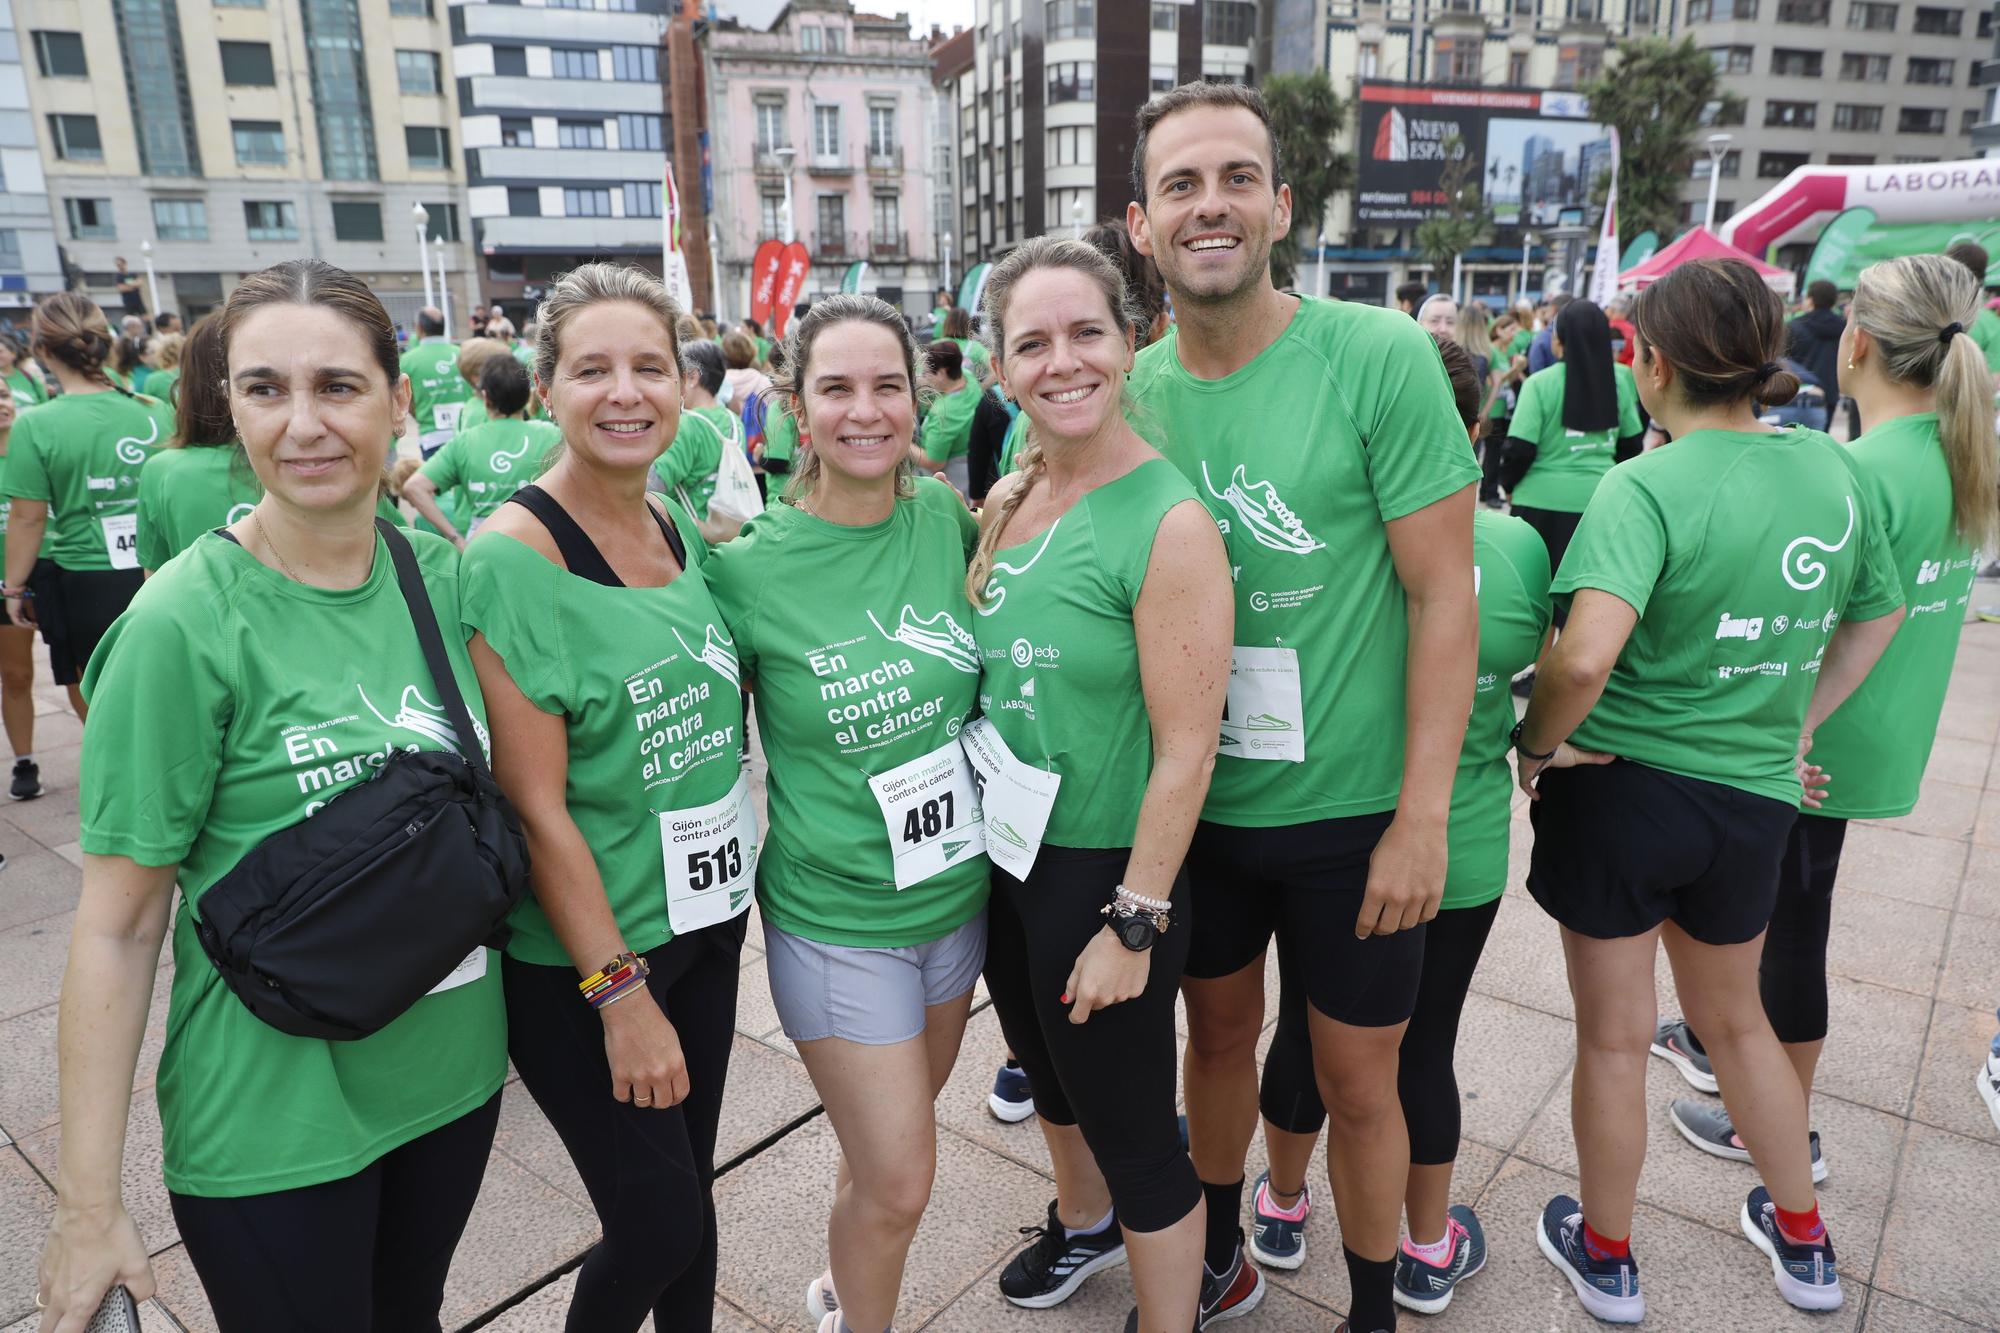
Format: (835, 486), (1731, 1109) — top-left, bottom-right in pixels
(1515, 259), (1907, 1322)
(3, 292), (172, 719)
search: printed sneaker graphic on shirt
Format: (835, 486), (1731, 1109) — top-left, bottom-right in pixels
(989, 820), (1030, 850)
(867, 605), (981, 673)
(674, 624), (741, 688)
(114, 414), (160, 466)
(1781, 496), (1855, 592)
(1200, 462), (1325, 556)
(356, 683), (482, 756)
(978, 518), (1064, 615)
(1240, 712), (1295, 732)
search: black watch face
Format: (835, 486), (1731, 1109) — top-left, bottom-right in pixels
(1116, 914), (1156, 950)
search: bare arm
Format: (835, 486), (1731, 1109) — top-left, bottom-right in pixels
(1516, 587), (1639, 793)
(6, 499), (48, 625)
(1802, 608), (1903, 737)
(37, 856), (178, 1331)
(401, 472), (464, 548)
(1360, 484), (1480, 937)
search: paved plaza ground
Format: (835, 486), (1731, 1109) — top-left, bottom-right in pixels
(2, 597), (1997, 1332)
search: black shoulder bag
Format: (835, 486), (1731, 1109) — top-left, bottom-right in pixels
(192, 519), (531, 1041)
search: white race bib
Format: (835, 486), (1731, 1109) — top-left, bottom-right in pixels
(660, 771), (759, 934)
(1218, 645), (1304, 762)
(869, 736), (985, 890)
(960, 718), (1060, 880)
(433, 401), (464, 434)
(102, 513), (139, 570)
(425, 946), (489, 996)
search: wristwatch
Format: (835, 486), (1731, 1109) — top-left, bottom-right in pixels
(1101, 899), (1169, 952)
(1510, 720), (1558, 762)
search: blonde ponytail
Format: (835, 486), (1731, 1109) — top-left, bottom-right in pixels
(965, 429), (1044, 606)
(1935, 327), (1999, 553)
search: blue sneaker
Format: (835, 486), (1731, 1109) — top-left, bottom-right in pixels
(1536, 1194), (1643, 1323)
(989, 1061), (1035, 1122)
(1393, 1203), (1488, 1314)
(1247, 1171), (1310, 1270)
(1740, 1186), (1843, 1311)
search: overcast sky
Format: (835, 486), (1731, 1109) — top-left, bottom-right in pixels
(719, 0), (974, 38)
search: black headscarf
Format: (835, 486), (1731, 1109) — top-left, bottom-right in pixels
(1555, 299), (1619, 434)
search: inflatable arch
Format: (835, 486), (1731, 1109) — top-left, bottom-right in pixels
(1718, 157), (2000, 259)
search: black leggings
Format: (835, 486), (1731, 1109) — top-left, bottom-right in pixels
(1510, 506), (1583, 629)
(1757, 813), (1848, 1044)
(169, 1091), (501, 1333)
(1259, 898), (1502, 1166)
(503, 919), (745, 1333)
(983, 847), (1202, 1233)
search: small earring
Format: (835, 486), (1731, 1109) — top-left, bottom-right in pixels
(1845, 360), (1854, 371)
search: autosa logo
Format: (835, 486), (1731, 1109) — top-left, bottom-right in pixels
(1371, 108), (1466, 163)
(1010, 638), (1060, 669)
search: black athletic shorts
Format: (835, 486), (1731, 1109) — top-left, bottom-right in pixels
(28, 560), (144, 686)
(1526, 758), (1796, 945)
(1182, 810), (1423, 1028)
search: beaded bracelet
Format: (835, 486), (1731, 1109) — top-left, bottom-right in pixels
(1114, 884), (1171, 912)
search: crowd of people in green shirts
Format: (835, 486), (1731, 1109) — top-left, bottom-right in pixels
(13, 79), (2000, 1333)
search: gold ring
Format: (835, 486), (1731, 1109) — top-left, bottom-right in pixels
(634, 1096), (653, 1105)
(35, 1294), (47, 1310)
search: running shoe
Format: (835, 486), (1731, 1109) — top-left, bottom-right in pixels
(1535, 1194), (1644, 1324)
(1978, 605), (2000, 624)
(1392, 1204), (1488, 1314)
(988, 1061), (1035, 1123)
(1669, 1098), (1827, 1182)
(9, 757), (40, 801)
(804, 1271), (838, 1325)
(1980, 1045), (2000, 1134)
(998, 1199), (1127, 1308)
(1650, 1018), (1718, 1093)
(1198, 1232), (1265, 1325)
(1247, 1171), (1310, 1270)
(1510, 670), (1537, 700)
(1740, 1185), (1843, 1311)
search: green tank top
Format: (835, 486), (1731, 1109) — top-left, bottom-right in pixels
(973, 457), (1200, 848)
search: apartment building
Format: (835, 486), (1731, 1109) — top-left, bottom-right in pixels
(14, 0), (467, 324)
(448, 0), (671, 306)
(2, 0), (64, 309)
(702, 0), (940, 315)
(1677, 0), (1987, 246)
(933, 0), (1265, 268)
(1978, 0), (2000, 155)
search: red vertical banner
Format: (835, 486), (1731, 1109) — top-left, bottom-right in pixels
(771, 241), (811, 338)
(749, 240), (784, 326)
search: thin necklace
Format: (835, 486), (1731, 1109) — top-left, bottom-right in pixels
(252, 513), (303, 583)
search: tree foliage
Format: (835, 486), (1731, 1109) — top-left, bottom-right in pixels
(1262, 71), (1355, 288)
(1414, 136), (1490, 288)
(1581, 37), (1747, 246)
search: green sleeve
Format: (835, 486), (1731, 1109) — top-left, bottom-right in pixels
(762, 405), (798, 464)
(136, 458), (169, 572)
(459, 540), (567, 714)
(1361, 316), (1483, 521)
(78, 589), (227, 865)
(376, 495), (409, 527)
(1550, 466), (1666, 617)
(700, 538), (761, 678)
(420, 439), (465, 492)
(652, 417), (722, 495)
(1843, 489), (1906, 622)
(914, 476), (978, 556)
(2, 414), (52, 502)
(1511, 369), (1552, 446)
(1616, 367), (1644, 437)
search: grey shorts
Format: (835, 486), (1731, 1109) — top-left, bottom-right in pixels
(763, 912), (987, 1045)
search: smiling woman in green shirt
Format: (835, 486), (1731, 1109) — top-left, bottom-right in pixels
(36, 260), (507, 1333)
(704, 295), (988, 1333)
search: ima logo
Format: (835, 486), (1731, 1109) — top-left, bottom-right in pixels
(1372, 108), (1466, 162)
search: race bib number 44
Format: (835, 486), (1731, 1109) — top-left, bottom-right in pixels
(868, 737), (985, 890)
(102, 513), (139, 570)
(1218, 646), (1304, 762)
(661, 771), (759, 935)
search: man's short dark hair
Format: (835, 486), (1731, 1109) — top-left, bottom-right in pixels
(478, 355), (531, 417)
(680, 339), (726, 396)
(1946, 240), (1989, 287)
(1548, 293), (1574, 315)
(416, 307), (445, 336)
(1806, 279), (1838, 310)
(925, 339), (964, 380)
(1131, 81), (1282, 205)
(1396, 281), (1429, 310)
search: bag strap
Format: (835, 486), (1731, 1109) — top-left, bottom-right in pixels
(377, 518), (491, 777)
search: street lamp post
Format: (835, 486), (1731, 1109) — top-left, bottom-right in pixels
(436, 238), (453, 339)
(773, 146), (797, 244)
(1519, 232), (1535, 302)
(139, 240), (159, 320)
(1702, 133), (1734, 231)
(1315, 229), (1327, 299)
(412, 203), (435, 309)
(942, 231), (953, 300)
(1071, 196), (1084, 239)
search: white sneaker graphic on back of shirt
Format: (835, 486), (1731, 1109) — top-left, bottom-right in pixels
(1201, 462), (1324, 556)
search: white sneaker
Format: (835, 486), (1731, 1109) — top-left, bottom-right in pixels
(1979, 1050), (2000, 1134)
(806, 1272), (838, 1326)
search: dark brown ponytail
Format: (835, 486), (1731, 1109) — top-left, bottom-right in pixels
(30, 291), (118, 388)
(1632, 260), (1800, 410)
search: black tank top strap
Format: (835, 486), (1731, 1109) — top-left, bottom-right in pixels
(505, 484), (684, 588)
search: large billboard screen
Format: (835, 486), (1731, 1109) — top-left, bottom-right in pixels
(1355, 84), (1611, 226)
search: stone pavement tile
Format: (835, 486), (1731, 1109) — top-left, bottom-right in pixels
(1936, 910), (2000, 1011)
(1909, 1002), (2000, 1146)
(1877, 780), (1982, 842)
(1861, 1290), (1992, 1331)
(1812, 976), (1932, 1117)
(1874, 1124), (2000, 1328)
(1831, 824), (1969, 912)
(922, 1263), (1337, 1332)
(17, 1091), (181, 1258)
(1454, 1156), (1865, 1332)
(0, 1147), (56, 1326)
(439, 1149), (601, 1330)
(1960, 845), (2000, 919)
(0, 1300), (180, 1333)
(1467, 898), (1573, 1022)
(712, 1113), (1052, 1331)
(933, 1004), (1051, 1178)
(1978, 787), (2000, 849)
(1921, 735), (1996, 791)
(0, 913), (74, 1024)
(147, 1243), (216, 1333)
(1824, 890), (1951, 998)
(487, 1081), (588, 1208)
(1936, 686), (2000, 746)
(733, 951), (792, 1053)
(0, 845), (81, 933)
(1451, 992), (1574, 1153)
(482, 1284), (771, 1332)
(0, 961), (172, 1140)
(0, 754), (83, 854)
(47, 841), (82, 870)
(715, 1035), (822, 1168)
(1512, 1058), (1906, 1280)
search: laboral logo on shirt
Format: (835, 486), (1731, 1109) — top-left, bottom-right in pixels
(1200, 462), (1324, 556)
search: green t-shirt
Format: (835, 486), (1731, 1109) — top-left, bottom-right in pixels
(1447, 512), (1552, 909)
(460, 501), (748, 965)
(136, 445), (262, 572)
(6, 367), (47, 409)
(754, 336), (772, 365)
(997, 411), (1029, 477)
(761, 400), (800, 510)
(1507, 362), (1643, 512)
(511, 341), (536, 370)
(146, 365), (181, 408)
(973, 458), (1200, 848)
(1486, 347), (1513, 423)
(1967, 307), (2000, 377)
(419, 418), (561, 525)
(78, 530), (507, 1196)
(921, 380), (981, 464)
(1556, 427), (1904, 805)
(1809, 414), (1977, 818)
(705, 479), (988, 946)
(654, 404), (734, 519)
(453, 397), (489, 440)
(3, 390), (173, 570)
(1129, 295), (1481, 826)
(399, 338), (473, 447)
(950, 337), (991, 377)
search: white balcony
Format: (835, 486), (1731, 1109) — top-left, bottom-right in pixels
(478, 215), (661, 252)
(475, 146), (665, 182)
(466, 75), (663, 116)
